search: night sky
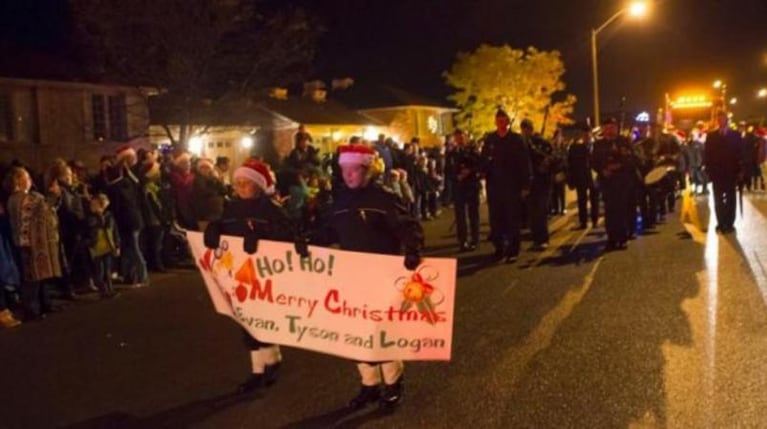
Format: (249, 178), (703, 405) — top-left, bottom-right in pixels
(2, 0), (767, 119)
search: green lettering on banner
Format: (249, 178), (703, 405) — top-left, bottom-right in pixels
(299, 256), (313, 272)
(256, 256), (274, 278)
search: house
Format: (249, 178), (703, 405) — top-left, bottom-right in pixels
(148, 91), (385, 170)
(336, 85), (458, 147)
(0, 77), (150, 172)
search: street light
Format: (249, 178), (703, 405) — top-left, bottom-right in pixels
(730, 97), (738, 105)
(758, 88), (767, 98)
(591, 1), (649, 125)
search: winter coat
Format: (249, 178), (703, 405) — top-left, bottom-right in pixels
(7, 190), (62, 282)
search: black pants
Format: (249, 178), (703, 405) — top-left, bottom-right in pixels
(575, 185), (600, 226)
(528, 183), (552, 244)
(454, 186), (480, 245)
(712, 182), (737, 229)
(488, 190), (524, 257)
(638, 184), (657, 229)
(602, 179), (631, 244)
(550, 182), (566, 214)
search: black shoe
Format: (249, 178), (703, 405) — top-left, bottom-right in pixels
(237, 374), (265, 394)
(379, 379), (404, 413)
(348, 385), (380, 410)
(264, 362), (281, 386)
(504, 254), (518, 264)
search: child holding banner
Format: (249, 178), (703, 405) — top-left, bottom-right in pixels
(316, 144), (424, 412)
(203, 158), (307, 394)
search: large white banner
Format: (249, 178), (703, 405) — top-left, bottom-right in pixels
(187, 231), (457, 361)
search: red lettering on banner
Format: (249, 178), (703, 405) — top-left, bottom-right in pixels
(250, 278), (273, 302)
(324, 289), (341, 314)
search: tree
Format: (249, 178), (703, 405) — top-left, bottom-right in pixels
(72, 0), (320, 147)
(444, 45), (576, 138)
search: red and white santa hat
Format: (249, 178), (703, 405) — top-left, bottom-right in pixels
(115, 144), (137, 163)
(338, 144), (376, 166)
(233, 158), (275, 195)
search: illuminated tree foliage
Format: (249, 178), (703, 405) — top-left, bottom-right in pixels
(72, 0), (319, 147)
(444, 44), (576, 138)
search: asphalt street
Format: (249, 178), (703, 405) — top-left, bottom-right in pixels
(2, 192), (767, 429)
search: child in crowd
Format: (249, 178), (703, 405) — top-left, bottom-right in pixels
(86, 193), (120, 299)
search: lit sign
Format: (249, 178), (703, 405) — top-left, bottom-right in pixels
(670, 95), (712, 109)
(635, 111), (650, 122)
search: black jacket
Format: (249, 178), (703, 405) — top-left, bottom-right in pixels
(317, 184), (423, 256)
(567, 142), (594, 189)
(212, 196), (294, 242)
(449, 145), (481, 191)
(107, 167), (146, 233)
(704, 129), (745, 186)
(591, 136), (636, 183)
(482, 131), (532, 193)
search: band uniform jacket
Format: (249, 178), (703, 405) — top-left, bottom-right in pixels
(591, 136), (636, 183)
(482, 131), (532, 193)
(704, 128), (745, 186)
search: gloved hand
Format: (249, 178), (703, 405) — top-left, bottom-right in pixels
(295, 238), (310, 259)
(243, 230), (260, 255)
(203, 221), (222, 249)
(404, 252), (421, 271)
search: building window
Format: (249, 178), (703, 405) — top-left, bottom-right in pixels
(92, 95), (107, 140)
(0, 93), (14, 141)
(108, 94), (127, 141)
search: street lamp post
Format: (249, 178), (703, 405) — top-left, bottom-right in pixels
(591, 1), (648, 126)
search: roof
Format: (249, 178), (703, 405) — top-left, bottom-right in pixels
(334, 84), (457, 110)
(149, 95), (286, 126)
(260, 96), (382, 126)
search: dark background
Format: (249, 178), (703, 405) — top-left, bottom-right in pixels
(2, 0), (766, 119)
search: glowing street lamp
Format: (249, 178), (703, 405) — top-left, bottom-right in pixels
(591, 1), (650, 125)
(240, 136), (254, 149)
(758, 88), (767, 98)
(713, 80), (723, 90)
(730, 97), (738, 105)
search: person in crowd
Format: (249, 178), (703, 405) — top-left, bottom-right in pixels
(0, 195), (21, 328)
(568, 125), (600, 229)
(142, 161), (168, 272)
(190, 158), (226, 232)
(6, 166), (62, 320)
(107, 145), (149, 288)
(373, 134), (394, 176)
(313, 144), (423, 412)
(482, 108), (532, 263)
(592, 117), (636, 250)
(704, 111), (745, 234)
(397, 169), (415, 214)
(549, 130), (569, 216)
(521, 119), (554, 250)
(204, 158), (305, 394)
(286, 132), (321, 174)
(86, 193), (120, 299)
(450, 129), (481, 252)
(215, 156), (232, 188)
(49, 161), (88, 296)
(169, 151), (196, 230)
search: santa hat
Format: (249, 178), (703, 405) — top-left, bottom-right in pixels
(115, 144), (137, 163)
(338, 144), (376, 166)
(234, 158), (275, 195)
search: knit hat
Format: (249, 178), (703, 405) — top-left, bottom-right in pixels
(338, 144), (376, 166)
(115, 144), (137, 164)
(233, 158), (275, 195)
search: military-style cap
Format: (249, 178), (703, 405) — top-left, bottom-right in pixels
(520, 118), (534, 129)
(495, 108), (510, 119)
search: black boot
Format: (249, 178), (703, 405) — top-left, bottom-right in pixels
(237, 374), (265, 394)
(348, 385), (380, 410)
(379, 379), (404, 413)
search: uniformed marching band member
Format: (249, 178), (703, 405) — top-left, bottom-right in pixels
(482, 109), (532, 263)
(567, 124), (600, 229)
(314, 144), (424, 412)
(203, 158), (309, 394)
(634, 123), (659, 229)
(449, 128), (482, 252)
(591, 117), (635, 251)
(520, 119), (553, 250)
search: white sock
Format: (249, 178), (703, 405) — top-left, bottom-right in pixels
(381, 361), (404, 385)
(356, 363), (382, 386)
(250, 350), (266, 374)
(260, 345), (282, 366)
